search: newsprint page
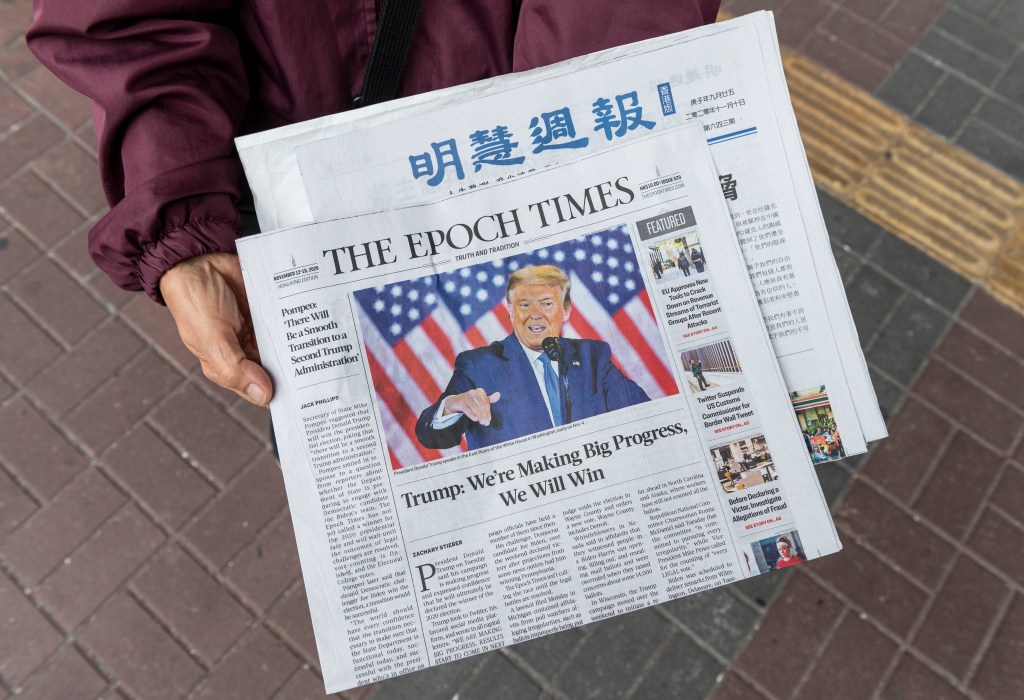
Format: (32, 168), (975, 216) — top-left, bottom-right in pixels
(237, 12), (886, 466)
(237, 124), (841, 694)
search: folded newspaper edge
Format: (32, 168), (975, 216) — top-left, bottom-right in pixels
(237, 123), (843, 693)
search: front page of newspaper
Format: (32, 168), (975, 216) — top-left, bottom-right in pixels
(237, 13), (885, 466)
(238, 124), (840, 693)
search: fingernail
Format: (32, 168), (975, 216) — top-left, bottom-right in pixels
(246, 384), (266, 404)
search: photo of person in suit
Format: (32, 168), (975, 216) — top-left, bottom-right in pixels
(415, 264), (651, 451)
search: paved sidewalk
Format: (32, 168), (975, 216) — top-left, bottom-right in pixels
(1, 0), (1022, 698)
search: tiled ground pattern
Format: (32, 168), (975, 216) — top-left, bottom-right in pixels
(724, 0), (1024, 152)
(876, 0), (1024, 182)
(782, 52), (1024, 310)
(1, 0), (1022, 698)
(723, 0), (1024, 314)
(722, 0), (951, 93)
(711, 262), (1024, 699)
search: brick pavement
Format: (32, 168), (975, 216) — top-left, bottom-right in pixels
(1, 0), (1022, 698)
(713, 285), (1024, 700)
(721, 0), (1024, 313)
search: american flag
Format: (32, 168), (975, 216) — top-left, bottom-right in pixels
(352, 226), (678, 470)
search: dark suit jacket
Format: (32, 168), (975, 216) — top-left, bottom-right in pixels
(416, 334), (650, 450)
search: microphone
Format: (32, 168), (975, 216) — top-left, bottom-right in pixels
(541, 337), (572, 423)
(541, 336), (562, 363)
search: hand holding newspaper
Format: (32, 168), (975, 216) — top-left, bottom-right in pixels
(238, 119), (842, 692)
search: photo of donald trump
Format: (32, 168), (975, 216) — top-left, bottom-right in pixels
(415, 264), (651, 451)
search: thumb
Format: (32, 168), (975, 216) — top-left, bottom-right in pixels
(162, 253), (274, 407)
(196, 323), (274, 406)
(488, 392), (501, 404)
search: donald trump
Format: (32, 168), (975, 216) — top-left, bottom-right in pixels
(415, 264), (650, 450)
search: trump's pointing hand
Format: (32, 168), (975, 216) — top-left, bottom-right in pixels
(445, 389), (501, 426)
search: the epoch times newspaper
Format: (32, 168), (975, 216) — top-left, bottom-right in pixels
(238, 12), (885, 467)
(237, 124), (841, 693)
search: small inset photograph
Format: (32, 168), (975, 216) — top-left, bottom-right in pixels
(646, 231), (707, 285)
(748, 530), (806, 574)
(790, 386), (846, 464)
(709, 435), (776, 493)
(682, 338), (742, 394)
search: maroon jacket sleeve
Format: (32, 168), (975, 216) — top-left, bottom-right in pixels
(27, 0), (249, 303)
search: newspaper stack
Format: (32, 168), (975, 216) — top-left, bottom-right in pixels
(235, 12), (885, 694)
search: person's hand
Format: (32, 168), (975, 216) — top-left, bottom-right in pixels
(160, 252), (273, 407)
(444, 388), (500, 425)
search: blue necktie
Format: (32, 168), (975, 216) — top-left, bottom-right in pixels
(538, 354), (563, 426)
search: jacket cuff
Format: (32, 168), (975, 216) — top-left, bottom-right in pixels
(89, 191), (242, 304)
(137, 205), (242, 304)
